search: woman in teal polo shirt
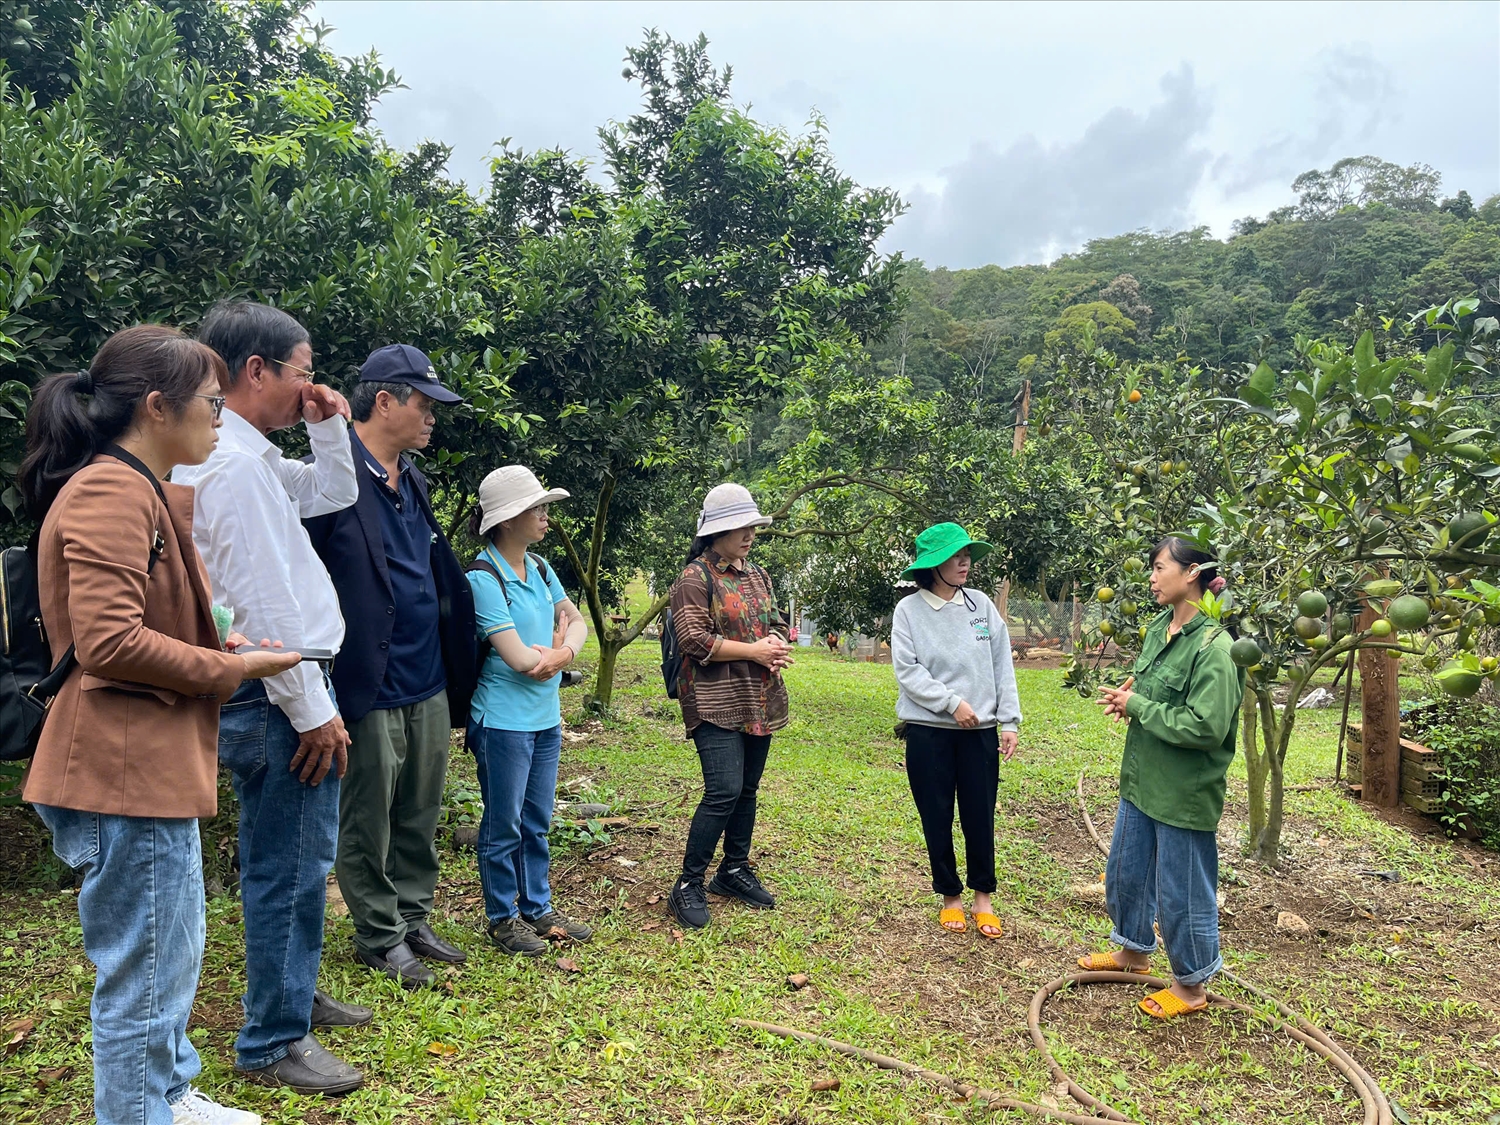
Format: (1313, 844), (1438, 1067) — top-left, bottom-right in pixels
(467, 466), (590, 956)
(1088, 537), (1245, 1020)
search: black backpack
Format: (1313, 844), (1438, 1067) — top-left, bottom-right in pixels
(1, 447), (166, 762)
(661, 559), (717, 699)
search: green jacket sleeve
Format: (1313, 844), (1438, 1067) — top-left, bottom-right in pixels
(1124, 641), (1242, 751)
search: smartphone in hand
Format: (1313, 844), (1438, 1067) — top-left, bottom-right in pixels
(233, 644), (334, 664)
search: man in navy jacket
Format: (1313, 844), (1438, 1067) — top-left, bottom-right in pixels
(303, 344), (476, 989)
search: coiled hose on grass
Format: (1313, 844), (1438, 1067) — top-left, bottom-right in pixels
(729, 772), (1393, 1124)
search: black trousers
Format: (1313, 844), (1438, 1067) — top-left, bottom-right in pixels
(904, 723), (999, 896)
(681, 723), (772, 883)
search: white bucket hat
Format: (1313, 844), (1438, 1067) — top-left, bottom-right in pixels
(477, 466), (570, 536)
(696, 483), (772, 539)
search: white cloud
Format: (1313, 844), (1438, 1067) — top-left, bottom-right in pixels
(894, 67), (1212, 268)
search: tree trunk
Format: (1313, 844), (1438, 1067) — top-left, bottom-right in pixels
(1242, 690), (1267, 851)
(1250, 697), (1297, 867)
(589, 634), (624, 713)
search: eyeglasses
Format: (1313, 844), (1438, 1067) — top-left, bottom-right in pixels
(194, 394), (226, 420)
(272, 358), (316, 382)
(528, 504), (550, 516)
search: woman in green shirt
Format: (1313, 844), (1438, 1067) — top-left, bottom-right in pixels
(1085, 537), (1245, 1020)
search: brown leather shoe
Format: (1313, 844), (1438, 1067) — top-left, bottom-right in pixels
(235, 1034), (362, 1096)
(310, 989), (373, 1028)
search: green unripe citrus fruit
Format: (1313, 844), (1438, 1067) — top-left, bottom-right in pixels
(1307, 634), (1330, 650)
(1448, 512), (1493, 550)
(1096, 587), (1115, 604)
(1295, 591), (1328, 618)
(1138, 625), (1148, 641)
(1120, 600), (1138, 617)
(1099, 620), (1115, 637)
(1387, 595), (1431, 632)
(1370, 619), (1393, 637)
(1230, 638), (1263, 667)
(1331, 613), (1352, 639)
(1481, 656), (1498, 674)
(1293, 615), (1324, 640)
(1436, 664), (1483, 698)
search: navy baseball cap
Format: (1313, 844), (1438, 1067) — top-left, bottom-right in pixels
(358, 344), (463, 404)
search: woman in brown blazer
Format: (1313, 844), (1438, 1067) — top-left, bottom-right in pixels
(19, 325), (300, 1125)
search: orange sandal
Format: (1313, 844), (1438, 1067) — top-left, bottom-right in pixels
(1137, 987), (1208, 1020)
(972, 911), (1003, 940)
(938, 906), (966, 933)
(1076, 951), (1151, 974)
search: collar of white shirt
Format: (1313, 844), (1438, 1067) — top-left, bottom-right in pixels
(918, 587), (964, 611)
(215, 406), (282, 462)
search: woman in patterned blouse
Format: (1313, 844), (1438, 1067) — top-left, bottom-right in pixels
(666, 484), (794, 930)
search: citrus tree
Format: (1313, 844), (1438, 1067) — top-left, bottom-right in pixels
(1057, 306), (1499, 865)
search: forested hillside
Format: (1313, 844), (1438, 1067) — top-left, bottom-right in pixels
(876, 159), (1500, 406)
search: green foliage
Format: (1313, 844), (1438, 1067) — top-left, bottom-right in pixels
(0, 9), (902, 719)
(1404, 698), (1500, 848)
(871, 156), (1500, 406)
(1053, 303), (1500, 863)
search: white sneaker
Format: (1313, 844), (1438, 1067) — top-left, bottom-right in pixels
(171, 1087), (262, 1125)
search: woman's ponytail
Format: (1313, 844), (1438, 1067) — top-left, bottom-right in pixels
(18, 325), (221, 518)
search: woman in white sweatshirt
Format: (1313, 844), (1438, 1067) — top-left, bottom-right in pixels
(891, 522), (1022, 939)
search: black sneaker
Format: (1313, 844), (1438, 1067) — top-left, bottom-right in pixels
(709, 864), (776, 909)
(668, 878), (710, 929)
(524, 910), (593, 943)
(487, 917), (549, 957)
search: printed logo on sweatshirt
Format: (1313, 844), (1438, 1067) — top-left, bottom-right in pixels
(971, 617), (991, 641)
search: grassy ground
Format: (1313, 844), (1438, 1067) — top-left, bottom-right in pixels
(2, 641), (1498, 1125)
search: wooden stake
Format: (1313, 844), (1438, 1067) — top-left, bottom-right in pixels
(1356, 593), (1401, 807)
(1012, 378), (1032, 455)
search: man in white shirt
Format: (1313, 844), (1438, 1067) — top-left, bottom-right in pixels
(177, 302), (367, 1096)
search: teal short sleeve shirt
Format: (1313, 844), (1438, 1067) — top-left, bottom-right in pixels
(468, 546), (568, 732)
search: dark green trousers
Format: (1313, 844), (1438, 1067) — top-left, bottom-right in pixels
(336, 690), (451, 955)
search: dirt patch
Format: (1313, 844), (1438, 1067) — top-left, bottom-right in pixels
(0, 804), (68, 891)
(1048, 778), (1500, 1022)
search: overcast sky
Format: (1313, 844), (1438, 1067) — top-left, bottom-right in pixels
(317, 1), (1500, 270)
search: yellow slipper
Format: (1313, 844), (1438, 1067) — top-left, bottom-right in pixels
(1137, 987), (1208, 1020)
(938, 906), (966, 933)
(1077, 951), (1151, 974)
(972, 911), (1003, 940)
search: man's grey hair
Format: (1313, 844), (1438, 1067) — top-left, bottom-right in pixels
(350, 380), (414, 422)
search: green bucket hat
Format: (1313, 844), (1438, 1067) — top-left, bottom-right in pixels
(900, 522), (993, 579)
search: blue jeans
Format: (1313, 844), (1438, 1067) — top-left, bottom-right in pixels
(469, 723), (561, 921)
(218, 680), (340, 1070)
(33, 806), (204, 1125)
(1105, 798), (1223, 986)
